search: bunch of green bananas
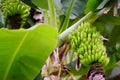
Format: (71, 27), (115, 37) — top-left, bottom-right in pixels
(0, 0), (30, 27)
(69, 22), (109, 67)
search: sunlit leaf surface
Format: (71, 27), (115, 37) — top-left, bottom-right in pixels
(0, 24), (58, 80)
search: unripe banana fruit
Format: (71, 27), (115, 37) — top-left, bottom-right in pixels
(0, 0), (30, 28)
(69, 22), (109, 67)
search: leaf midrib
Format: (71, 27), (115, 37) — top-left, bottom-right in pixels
(3, 32), (29, 80)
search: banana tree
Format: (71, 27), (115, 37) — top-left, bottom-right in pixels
(0, 0), (120, 80)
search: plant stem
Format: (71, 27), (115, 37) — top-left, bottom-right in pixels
(59, 0), (74, 33)
(44, 10), (50, 25)
(48, 0), (57, 28)
(0, 10), (4, 27)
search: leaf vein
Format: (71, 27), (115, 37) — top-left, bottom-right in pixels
(3, 32), (29, 80)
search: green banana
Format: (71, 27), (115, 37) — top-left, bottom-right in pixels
(103, 58), (110, 66)
(87, 55), (92, 63)
(98, 55), (105, 63)
(85, 58), (90, 66)
(81, 59), (87, 66)
(94, 53), (99, 61)
(80, 59), (88, 65)
(100, 56), (109, 66)
(91, 55), (95, 63)
(84, 51), (88, 58)
(101, 57), (106, 66)
(79, 54), (84, 59)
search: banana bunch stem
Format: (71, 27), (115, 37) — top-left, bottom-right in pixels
(87, 63), (106, 80)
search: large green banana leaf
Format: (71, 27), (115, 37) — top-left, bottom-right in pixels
(0, 24), (58, 80)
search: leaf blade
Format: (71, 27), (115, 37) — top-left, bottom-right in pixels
(0, 24), (58, 80)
